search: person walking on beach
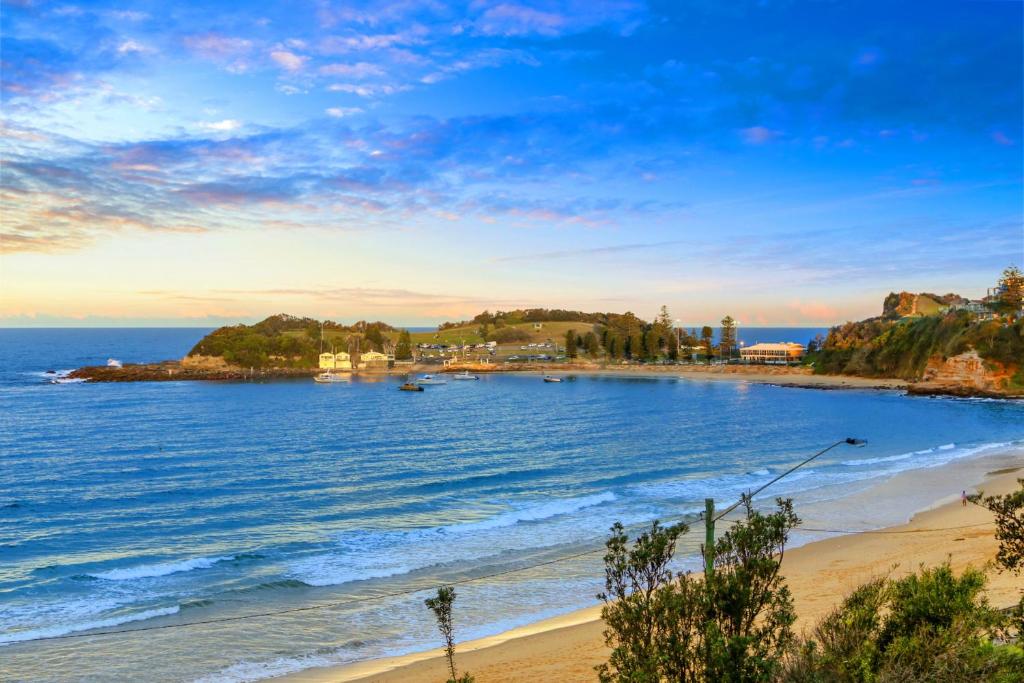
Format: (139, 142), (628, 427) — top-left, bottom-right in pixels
(961, 490), (968, 507)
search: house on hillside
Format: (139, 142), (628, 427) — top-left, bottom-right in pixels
(740, 342), (805, 364)
(319, 352), (352, 370)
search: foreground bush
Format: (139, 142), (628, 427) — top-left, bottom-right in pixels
(783, 563), (1024, 683)
(597, 497), (799, 682)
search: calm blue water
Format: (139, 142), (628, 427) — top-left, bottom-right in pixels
(1, 328), (1022, 682)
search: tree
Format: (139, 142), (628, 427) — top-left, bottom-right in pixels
(394, 329), (413, 360)
(565, 329), (579, 358)
(584, 331), (600, 357)
(643, 329), (660, 360)
(996, 265), (1024, 317)
(701, 326), (714, 363)
(628, 331), (645, 361)
(598, 498), (800, 682)
(364, 326), (385, 352)
(425, 586), (474, 683)
(607, 334), (621, 359)
(719, 316), (737, 361)
(969, 479), (1024, 574)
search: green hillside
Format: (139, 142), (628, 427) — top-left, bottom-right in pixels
(812, 311), (1024, 386)
(187, 314), (396, 368)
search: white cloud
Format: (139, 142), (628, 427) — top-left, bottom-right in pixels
(326, 107), (364, 118)
(117, 40), (152, 55)
(198, 119), (242, 132)
(318, 62), (386, 79)
(270, 50), (307, 72)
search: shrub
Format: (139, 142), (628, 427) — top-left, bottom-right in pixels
(783, 564), (1021, 683)
(598, 498), (799, 682)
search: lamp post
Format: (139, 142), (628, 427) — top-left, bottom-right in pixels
(703, 437), (867, 576)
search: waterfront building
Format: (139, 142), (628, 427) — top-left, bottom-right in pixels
(318, 352), (352, 370)
(359, 350), (390, 369)
(740, 342), (805, 364)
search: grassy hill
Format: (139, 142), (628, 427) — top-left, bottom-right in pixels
(409, 321), (592, 346)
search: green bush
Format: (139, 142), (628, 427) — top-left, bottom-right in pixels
(598, 498), (799, 682)
(783, 563), (1022, 683)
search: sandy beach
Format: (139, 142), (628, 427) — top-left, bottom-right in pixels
(283, 449), (1023, 683)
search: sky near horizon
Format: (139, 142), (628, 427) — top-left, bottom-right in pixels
(1, 1), (1022, 328)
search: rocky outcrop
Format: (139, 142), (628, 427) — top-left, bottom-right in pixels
(68, 361), (319, 382)
(908, 350), (1020, 398)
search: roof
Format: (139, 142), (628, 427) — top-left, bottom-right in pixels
(741, 342), (804, 352)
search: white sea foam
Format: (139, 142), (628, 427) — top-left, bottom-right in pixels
(440, 491), (615, 533)
(0, 605), (180, 645)
(290, 491), (619, 587)
(89, 556), (233, 581)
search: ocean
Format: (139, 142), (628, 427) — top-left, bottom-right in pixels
(1, 328), (1022, 682)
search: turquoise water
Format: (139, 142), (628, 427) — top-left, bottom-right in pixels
(1, 328), (1022, 682)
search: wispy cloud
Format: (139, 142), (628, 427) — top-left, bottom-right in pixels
(493, 240), (686, 262)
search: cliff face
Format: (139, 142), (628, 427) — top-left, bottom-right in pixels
(908, 350), (1019, 397)
(882, 291), (964, 319)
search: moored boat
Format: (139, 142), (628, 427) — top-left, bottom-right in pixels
(399, 382), (424, 391)
(451, 371), (479, 380)
(314, 371), (350, 383)
(415, 374), (447, 385)
(543, 375), (562, 383)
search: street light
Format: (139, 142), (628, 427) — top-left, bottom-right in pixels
(704, 437), (867, 575)
(712, 438), (868, 523)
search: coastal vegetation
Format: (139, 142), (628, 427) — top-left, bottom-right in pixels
(810, 268), (1024, 392)
(812, 312), (1024, 388)
(598, 490), (1024, 683)
(425, 586), (474, 683)
(598, 498), (799, 682)
(783, 564), (1023, 682)
(186, 314), (396, 368)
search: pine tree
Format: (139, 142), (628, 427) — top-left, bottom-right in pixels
(394, 329), (413, 360)
(701, 326), (714, 363)
(628, 332), (644, 360)
(719, 316), (737, 361)
(584, 331), (600, 357)
(565, 329), (578, 358)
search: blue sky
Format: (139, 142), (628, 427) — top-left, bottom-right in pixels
(1, 0), (1021, 326)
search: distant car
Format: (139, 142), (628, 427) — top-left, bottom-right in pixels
(508, 355), (520, 360)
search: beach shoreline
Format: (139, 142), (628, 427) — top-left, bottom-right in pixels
(67, 360), (910, 393)
(281, 447), (1023, 683)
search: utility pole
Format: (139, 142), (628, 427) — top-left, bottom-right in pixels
(704, 497), (715, 577)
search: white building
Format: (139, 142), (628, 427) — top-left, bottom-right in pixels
(318, 352), (352, 370)
(740, 342), (804, 364)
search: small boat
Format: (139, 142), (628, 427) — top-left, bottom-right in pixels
(107, 358), (123, 368)
(451, 371), (479, 381)
(543, 375), (562, 383)
(399, 383), (424, 391)
(314, 372), (350, 383)
(415, 374), (447, 385)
